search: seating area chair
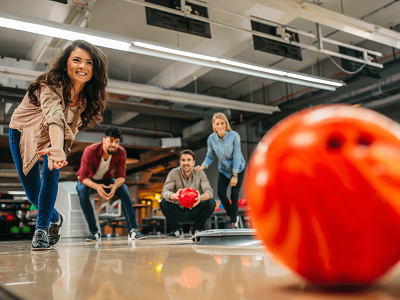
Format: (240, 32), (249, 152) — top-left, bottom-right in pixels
(98, 199), (126, 237)
(142, 206), (167, 234)
(98, 200), (122, 220)
(26, 209), (38, 220)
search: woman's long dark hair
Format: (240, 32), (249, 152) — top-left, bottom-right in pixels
(28, 40), (108, 131)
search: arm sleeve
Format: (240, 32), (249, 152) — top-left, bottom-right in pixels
(161, 171), (176, 201)
(78, 147), (94, 183)
(200, 171), (213, 198)
(115, 148), (127, 179)
(201, 136), (215, 169)
(232, 132), (243, 174)
(40, 85), (68, 132)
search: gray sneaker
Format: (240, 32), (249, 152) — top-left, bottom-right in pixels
(85, 232), (101, 242)
(128, 229), (147, 240)
(32, 229), (50, 251)
(48, 212), (65, 247)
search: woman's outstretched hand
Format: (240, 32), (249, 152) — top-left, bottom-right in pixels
(37, 147), (68, 171)
(194, 165), (205, 173)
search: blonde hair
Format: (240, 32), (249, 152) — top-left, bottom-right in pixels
(212, 113), (232, 132)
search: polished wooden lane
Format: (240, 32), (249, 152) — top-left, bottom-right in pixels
(0, 237), (400, 300)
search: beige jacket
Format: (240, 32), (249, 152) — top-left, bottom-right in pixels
(9, 84), (84, 175)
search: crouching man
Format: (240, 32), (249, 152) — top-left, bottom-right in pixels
(161, 150), (215, 237)
(76, 126), (146, 241)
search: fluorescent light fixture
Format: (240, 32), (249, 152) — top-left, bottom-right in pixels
(219, 59), (288, 76)
(0, 17), (131, 51)
(287, 73), (343, 87)
(134, 41), (219, 62)
(0, 12), (345, 91)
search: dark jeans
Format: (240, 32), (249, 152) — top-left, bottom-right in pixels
(218, 170), (245, 223)
(76, 178), (138, 233)
(160, 198), (216, 231)
(9, 128), (60, 230)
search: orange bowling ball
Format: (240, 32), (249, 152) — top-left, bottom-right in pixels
(245, 104), (400, 285)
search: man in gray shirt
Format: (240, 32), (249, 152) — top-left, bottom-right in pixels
(161, 149), (216, 237)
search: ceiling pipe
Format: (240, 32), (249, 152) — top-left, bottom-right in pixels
(89, 124), (174, 138)
(0, 65), (281, 115)
(123, 0), (382, 68)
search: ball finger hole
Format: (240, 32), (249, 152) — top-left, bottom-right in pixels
(327, 133), (345, 150)
(356, 133), (373, 146)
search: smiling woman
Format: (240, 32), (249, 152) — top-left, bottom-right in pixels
(66, 48), (94, 105)
(195, 112), (246, 229)
(8, 40), (109, 251)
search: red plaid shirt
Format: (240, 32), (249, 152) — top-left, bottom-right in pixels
(76, 142), (127, 183)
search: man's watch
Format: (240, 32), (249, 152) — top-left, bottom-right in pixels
(232, 174), (238, 178)
(200, 194), (203, 202)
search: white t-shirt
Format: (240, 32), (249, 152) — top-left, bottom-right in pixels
(92, 155), (112, 180)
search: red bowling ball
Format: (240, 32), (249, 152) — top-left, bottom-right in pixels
(5, 214), (15, 222)
(178, 188), (199, 208)
(245, 104), (400, 285)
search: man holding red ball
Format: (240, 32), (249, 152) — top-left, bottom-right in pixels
(161, 150), (215, 238)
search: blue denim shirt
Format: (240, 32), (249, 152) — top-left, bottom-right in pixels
(201, 130), (246, 179)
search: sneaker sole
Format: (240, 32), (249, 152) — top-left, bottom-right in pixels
(50, 238), (61, 247)
(31, 247), (50, 251)
(128, 236), (147, 240)
(85, 238), (101, 242)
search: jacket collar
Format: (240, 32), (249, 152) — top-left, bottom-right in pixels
(214, 130), (229, 141)
(96, 142), (105, 157)
(178, 166), (194, 180)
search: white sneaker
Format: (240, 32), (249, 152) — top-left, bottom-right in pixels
(234, 216), (240, 228)
(165, 229), (183, 238)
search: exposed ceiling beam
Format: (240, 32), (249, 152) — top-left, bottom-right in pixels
(106, 99), (216, 119)
(75, 131), (163, 149)
(111, 110), (139, 125)
(107, 80), (280, 114)
(254, 0), (400, 49)
(364, 93), (400, 109)
(127, 150), (178, 173)
(0, 65), (280, 115)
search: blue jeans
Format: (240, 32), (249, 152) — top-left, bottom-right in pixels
(9, 128), (60, 230)
(160, 198), (216, 231)
(76, 178), (138, 233)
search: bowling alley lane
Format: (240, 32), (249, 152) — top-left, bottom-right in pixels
(1, 237), (400, 300)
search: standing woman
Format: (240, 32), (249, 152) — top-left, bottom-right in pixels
(9, 40), (108, 250)
(195, 113), (246, 228)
